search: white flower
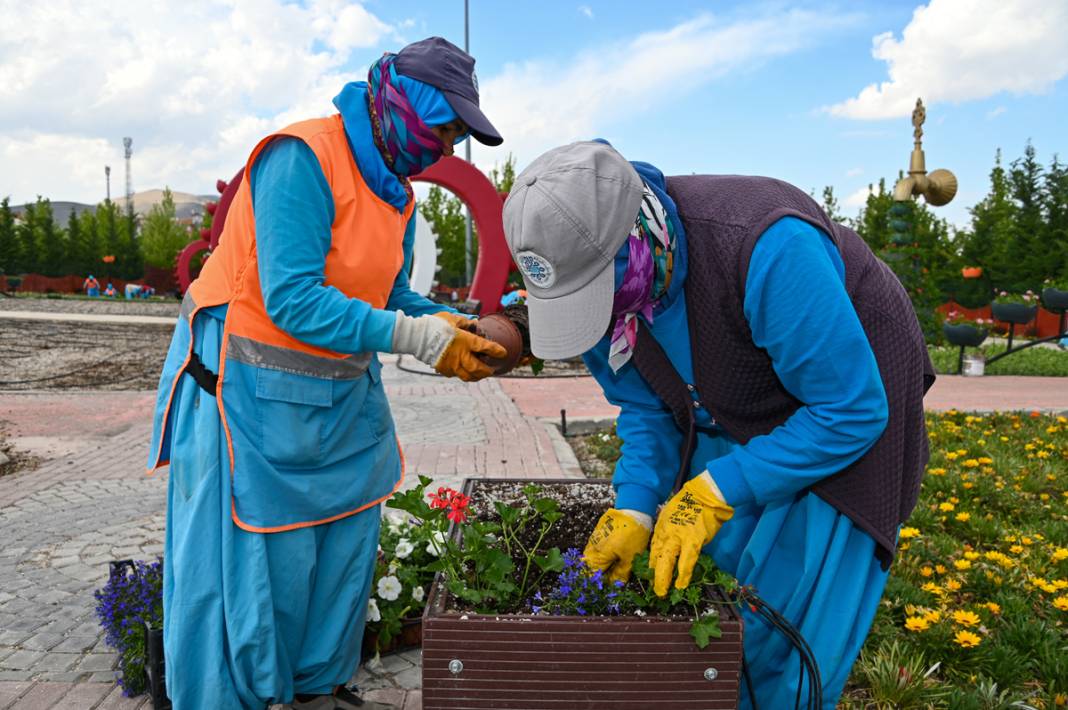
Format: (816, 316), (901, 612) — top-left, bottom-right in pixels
(366, 598), (381, 622)
(426, 531), (446, 557)
(412, 586), (425, 602)
(377, 575), (402, 601)
(395, 539), (414, 559)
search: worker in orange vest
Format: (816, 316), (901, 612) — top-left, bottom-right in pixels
(147, 37), (503, 710)
(83, 274), (100, 297)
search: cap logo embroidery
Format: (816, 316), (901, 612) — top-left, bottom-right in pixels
(517, 251), (555, 289)
(471, 69), (479, 93)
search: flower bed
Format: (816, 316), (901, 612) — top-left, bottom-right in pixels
(400, 478), (743, 710)
(843, 410), (1068, 708)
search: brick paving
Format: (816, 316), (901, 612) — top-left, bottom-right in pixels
(0, 356), (577, 709)
(500, 372), (1068, 421)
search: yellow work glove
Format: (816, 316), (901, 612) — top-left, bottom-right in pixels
(433, 311), (477, 332)
(391, 312), (506, 382)
(583, 508), (653, 582)
(650, 472), (734, 596)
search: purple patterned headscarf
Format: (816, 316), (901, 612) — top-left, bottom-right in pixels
(368, 54), (446, 178)
(608, 186), (675, 372)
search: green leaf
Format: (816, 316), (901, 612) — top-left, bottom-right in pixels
(532, 497), (559, 515)
(632, 551), (654, 582)
(494, 502), (520, 526)
(534, 548), (565, 573)
(689, 614), (722, 650)
(530, 358), (545, 375)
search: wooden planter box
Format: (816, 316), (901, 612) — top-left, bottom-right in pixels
(421, 479), (743, 709)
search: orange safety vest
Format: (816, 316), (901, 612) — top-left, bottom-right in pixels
(149, 114), (412, 532)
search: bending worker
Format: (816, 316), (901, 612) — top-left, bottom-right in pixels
(146, 37), (504, 710)
(502, 141), (933, 708)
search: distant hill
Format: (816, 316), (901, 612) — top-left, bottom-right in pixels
(12, 189), (216, 223)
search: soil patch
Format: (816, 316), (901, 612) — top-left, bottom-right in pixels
(0, 424), (40, 477)
(466, 479), (613, 554)
(1, 295), (180, 318)
(568, 429), (621, 479)
(0, 317), (172, 390)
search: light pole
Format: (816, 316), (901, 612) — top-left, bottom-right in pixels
(463, 0), (474, 285)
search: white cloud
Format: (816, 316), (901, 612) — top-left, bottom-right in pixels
(578, 5), (594, 19)
(844, 185), (874, 209)
(474, 9), (853, 169)
(0, 0), (398, 204)
(846, 167), (864, 177)
(825, 0), (1068, 120)
(987, 106), (1007, 119)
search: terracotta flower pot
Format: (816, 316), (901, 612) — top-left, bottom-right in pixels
(475, 313), (524, 375)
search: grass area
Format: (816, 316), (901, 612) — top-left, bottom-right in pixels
(571, 412), (1068, 708)
(929, 344), (1068, 377)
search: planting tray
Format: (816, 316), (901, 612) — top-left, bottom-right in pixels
(421, 478), (743, 709)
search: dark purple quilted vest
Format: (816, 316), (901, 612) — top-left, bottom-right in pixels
(632, 174), (935, 567)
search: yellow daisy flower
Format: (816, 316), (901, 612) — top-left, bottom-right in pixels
(946, 579), (962, 591)
(954, 630), (982, 648)
(920, 566), (933, 578)
(952, 610), (980, 626)
(899, 527), (920, 539)
(939, 502), (955, 512)
(984, 602), (1001, 615)
(954, 559), (972, 571)
(955, 512), (971, 523)
(905, 616), (930, 632)
(1053, 596), (1068, 612)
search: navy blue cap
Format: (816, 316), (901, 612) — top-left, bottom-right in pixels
(393, 36), (503, 147)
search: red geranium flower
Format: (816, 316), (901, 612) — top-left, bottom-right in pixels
(428, 487), (452, 509)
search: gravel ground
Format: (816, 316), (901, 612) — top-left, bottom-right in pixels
(0, 317), (172, 390)
(0, 294), (181, 317)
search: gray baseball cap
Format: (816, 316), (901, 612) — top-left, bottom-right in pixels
(502, 141), (644, 359)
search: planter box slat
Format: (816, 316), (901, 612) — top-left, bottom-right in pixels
(422, 478), (743, 709)
(422, 649), (745, 665)
(422, 699), (729, 710)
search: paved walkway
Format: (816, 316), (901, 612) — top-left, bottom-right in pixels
(0, 312), (176, 326)
(500, 373), (1068, 421)
(0, 358), (578, 709)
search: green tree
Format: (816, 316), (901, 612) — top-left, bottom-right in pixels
(962, 150), (1017, 293)
(35, 198), (66, 277)
(141, 188), (192, 269)
(0, 198), (19, 275)
(852, 178), (956, 342)
(16, 201), (40, 274)
(79, 209), (102, 276)
(97, 200), (122, 280)
(1006, 142), (1045, 291)
(120, 203), (143, 279)
(419, 185), (466, 286)
(1042, 154), (1068, 282)
(819, 186), (843, 223)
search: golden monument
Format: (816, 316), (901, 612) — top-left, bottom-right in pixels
(892, 98), (958, 206)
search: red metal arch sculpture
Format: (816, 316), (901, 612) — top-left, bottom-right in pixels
(176, 157), (513, 313)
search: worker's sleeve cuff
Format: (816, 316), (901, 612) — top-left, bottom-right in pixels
(707, 457), (755, 508)
(614, 483), (662, 518)
(365, 308), (401, 354)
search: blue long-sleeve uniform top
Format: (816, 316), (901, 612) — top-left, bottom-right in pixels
(247, 90), (448, 355)
(584, 214), (889, 518)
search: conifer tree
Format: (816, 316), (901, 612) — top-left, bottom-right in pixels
(0, 198), (18, 275)
(36, 198), (66, 277)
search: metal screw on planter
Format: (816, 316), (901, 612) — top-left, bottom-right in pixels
(448, 659), (463, 675)
(704, 667), (719, 682)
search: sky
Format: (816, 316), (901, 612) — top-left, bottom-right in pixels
(1, 0), (1066, 229)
